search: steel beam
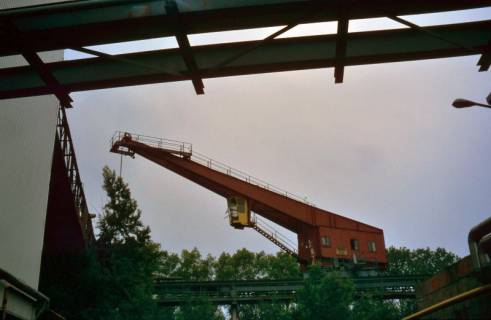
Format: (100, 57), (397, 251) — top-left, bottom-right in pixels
(5, 22), (72, 107)
(478, 40), (491, 72)
(334, 15), (349, 83)
(165, 0), (204, 94)
(155, 275), (428, 306)
(0, 0), (489, 57)
(0, 21), (489, 100)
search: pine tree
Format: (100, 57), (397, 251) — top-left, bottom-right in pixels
(97, 166), (162, 320)
(98, 166), (150, 245)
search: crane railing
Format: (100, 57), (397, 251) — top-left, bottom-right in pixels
(111, 131), (192, 157)
(111, 131), (315, 206)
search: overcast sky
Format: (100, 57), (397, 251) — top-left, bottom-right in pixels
(65, 8), (491, 258)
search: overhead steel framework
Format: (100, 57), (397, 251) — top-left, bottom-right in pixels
(0, 0), (490, 105)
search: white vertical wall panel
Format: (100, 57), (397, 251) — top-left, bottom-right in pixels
(0, 0), (67, 289)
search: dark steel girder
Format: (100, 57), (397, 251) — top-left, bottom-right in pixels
(0, 0), (490, 57)
(165, 0), (204, 94)
(0, 20), (489, 100)
(4, 22), (72, 107)
(155, 275), (428, 306)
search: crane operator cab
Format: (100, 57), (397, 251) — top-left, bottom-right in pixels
(227, 196), (251, 229)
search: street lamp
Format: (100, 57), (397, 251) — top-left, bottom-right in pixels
(452, 98), (491, 109)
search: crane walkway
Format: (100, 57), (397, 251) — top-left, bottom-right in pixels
(111, 131), (315, 206)
(112, 132), (301, 256)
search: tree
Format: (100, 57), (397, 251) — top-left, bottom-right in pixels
(173, 248), (215, 280)
(96, 166), (162, 320)
(386, 246), (459, 276)
(98, 166), (150, 246)
(352, 295), (400, 320)
(258, 251), (300, 280)
(214, 249), (300, 281)
(174, 297), (223, 320)
(39, 249), (113, 320)
(385, 246), (460, 317)
(295, 265), (355, 320)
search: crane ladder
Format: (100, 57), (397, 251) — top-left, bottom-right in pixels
(252, 216), (298, 257)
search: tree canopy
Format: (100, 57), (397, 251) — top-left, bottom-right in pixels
(386, 246), (459, 276)
(40, 165), (461, 320)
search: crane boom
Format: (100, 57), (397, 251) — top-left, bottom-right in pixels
(111, 132), (387, 268)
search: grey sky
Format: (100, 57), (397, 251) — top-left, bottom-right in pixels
(65, 9), (491, 258)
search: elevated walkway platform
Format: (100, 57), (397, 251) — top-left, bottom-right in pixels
(155, 275), (428, 306)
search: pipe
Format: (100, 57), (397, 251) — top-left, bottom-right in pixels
(479, 233), (491, 265)
(0, 268), (49, 305)
(1, 285), (7, 320)
(468, 216), (491, 269)
(402, 283), (491, 320)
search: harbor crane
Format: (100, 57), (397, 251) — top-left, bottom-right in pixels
(111, 132), (387, 270)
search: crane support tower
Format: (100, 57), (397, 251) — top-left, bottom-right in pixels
(110, 132), (387, 269)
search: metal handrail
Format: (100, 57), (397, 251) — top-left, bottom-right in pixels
(111, 131), (192, 155)
(112, 131), (315, 206)
(253, 215), (297, 252)
(191, 151), (315, 206)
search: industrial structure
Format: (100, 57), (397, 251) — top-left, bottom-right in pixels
(0, 0), (490, 103)
(155, 275), (426, 305)
(0, 0), (490, 319)
(111, 132), (387, 269)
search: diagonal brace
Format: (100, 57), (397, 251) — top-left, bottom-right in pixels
(166, 0), (204, 95)
(388, 15), (488, 73)
(7, 21), (72, 107)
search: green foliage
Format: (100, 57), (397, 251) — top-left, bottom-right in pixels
(237, 303), (294, 320)
(352, 295), (400, 320)
(384, 246), (460, 317)
(295, 264), (355, 320)
(254, 303), (295, 320)
(214, 249), (299, 280)
(42, 166), (462, 320)
(175, 297), (223, 320)
(386, 246), (459, 276)
(215, 248), (260, 280)
(94, 166), (163, 320)
(172, 248), (215, 280)
(257, 251), (300, 280)
(98, 166), (150, 245)
(39, 251), (113, 320)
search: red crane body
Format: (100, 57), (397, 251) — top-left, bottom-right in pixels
(111, 133), (387, 268)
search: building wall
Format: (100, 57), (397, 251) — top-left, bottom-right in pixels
(0, 0), (68, 289)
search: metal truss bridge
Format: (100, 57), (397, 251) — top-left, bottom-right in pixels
(155, 275), (428, 306)
(0, 0), (490, 107)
